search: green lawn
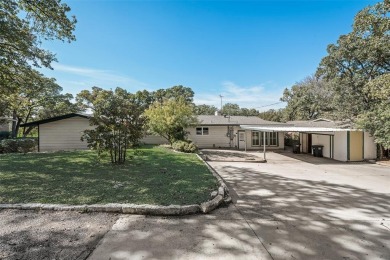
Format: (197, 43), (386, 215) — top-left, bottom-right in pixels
(0, 145), (218, 205)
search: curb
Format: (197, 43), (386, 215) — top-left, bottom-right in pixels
(196, 154), (232, 213)
(0, 153), (231, 216)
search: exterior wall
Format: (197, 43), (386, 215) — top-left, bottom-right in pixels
(187, 126), (237, 148)
(141, 135), (168, 145)
(39, 117), (94, 152)
(187, 126), (284, 149)
(311, 134), (332, 158)
(364, 132), (377, 160)
(334, 132), (348, 162)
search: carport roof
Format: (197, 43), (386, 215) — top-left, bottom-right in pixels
(240, 125), (358, 133)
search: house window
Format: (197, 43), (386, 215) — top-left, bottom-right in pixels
(196, 127), (209, 135)
(256, 132), (279, 146)
(268, 132), (278, 146)
(252, 131), (260, 146)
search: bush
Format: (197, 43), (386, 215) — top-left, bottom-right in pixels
(0, 138), (37, 154)
(0, 131), (10, 140)
(172, 140), (198, 153)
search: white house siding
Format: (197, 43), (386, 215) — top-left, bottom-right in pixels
(188, 126), (285, 150)
(364, 132), (377, 160)
(39, 117), (94, 152)
(141, 135), (168, 145)
(333, 132), (348, 162)
(187, 126), (237, 148)
(311, 134), (332, 158)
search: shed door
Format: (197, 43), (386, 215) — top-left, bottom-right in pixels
(349, 131), (363, 161)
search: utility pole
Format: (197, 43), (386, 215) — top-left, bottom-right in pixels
(219, 94), (223, 111)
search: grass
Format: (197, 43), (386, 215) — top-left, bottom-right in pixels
(0, 145), (218, 205)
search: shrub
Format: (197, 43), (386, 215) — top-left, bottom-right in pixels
(0, 138), (37, 154)
(172, 140), (198, 153)
(0, 131), (10, 140)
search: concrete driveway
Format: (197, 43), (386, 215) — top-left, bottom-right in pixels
(89, 152), (390, 260)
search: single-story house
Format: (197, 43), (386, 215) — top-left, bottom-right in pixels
(187, 115), (287, 150)
(20, 113), (288, 152)
(20, 113), (377, 162)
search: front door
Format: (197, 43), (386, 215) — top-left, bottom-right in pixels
(308, 134), (312, 154)
(238, 130), (246, 150)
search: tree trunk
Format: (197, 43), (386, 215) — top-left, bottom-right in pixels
(11, 110), (18, 138)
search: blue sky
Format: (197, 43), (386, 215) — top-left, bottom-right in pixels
(41, 0), (378, 110)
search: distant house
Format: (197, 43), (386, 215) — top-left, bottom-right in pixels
(21, 113), (377, 162)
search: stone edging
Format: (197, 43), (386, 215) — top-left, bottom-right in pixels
(196, 154), (232, 213)
(0, 153), (231, 216)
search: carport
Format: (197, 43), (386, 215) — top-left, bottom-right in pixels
(239, 125), (373, 162)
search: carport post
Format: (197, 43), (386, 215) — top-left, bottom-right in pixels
(245, 130), (247, 152)
(263, 131), (266, 161)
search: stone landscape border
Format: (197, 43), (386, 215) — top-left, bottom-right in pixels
(0, 153), (231, 216)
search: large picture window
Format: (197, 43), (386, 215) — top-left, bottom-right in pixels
(196, 127), (209, 135)
(253, 131), (278, 146)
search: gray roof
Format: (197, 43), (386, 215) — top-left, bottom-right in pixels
(288, 118), (352, 129)
(197, 115), (289, 126)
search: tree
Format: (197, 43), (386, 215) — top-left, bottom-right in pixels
(357, 74), (390, 153)
(316, 0), (390, 119)
(194, 104), (218, 115)
(221, 103), (241, 115)
(280, 75), (334, 121)
(77, 87), (146, 164)
(0, 0), (76, 94)
(258, 109), (285, 122)
(145, 98), (197, 145)
(0, 70), (79, 137)
(151, 85), (194, 104)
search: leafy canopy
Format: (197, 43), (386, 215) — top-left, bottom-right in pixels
(145, 98), (197, 145)
(0, 0), (76, 92)
(77, 87), (147, 164)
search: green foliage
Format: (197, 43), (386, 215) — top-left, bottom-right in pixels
(280, 75), (334, 121)
(1, 70), (80, 138)
(357, 74), (390, 149)
(172, 140), (198, 153)
(219, 103), (259, 116)
(258, 109), (285, 122)
(0, 138), (37, 153)
(145, 98), (197, 145)
(0, 0), (76, 95)
(194, 104), (218, 115)
(316, 1), (390, 119)
(77, 87), (146, 164)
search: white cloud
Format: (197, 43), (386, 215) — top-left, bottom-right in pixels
(52, 63), (149, 89)
(194, 81), (285, 111)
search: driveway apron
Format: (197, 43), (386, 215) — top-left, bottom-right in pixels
(89, 152), (390, 260)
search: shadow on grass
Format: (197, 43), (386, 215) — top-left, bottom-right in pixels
(1, 161), (390, 259)
(0, 146), (218, 205)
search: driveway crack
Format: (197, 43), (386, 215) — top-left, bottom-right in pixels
(233, 203), (275, 260)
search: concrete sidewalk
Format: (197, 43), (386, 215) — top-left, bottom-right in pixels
(89, 152), (390, 260)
